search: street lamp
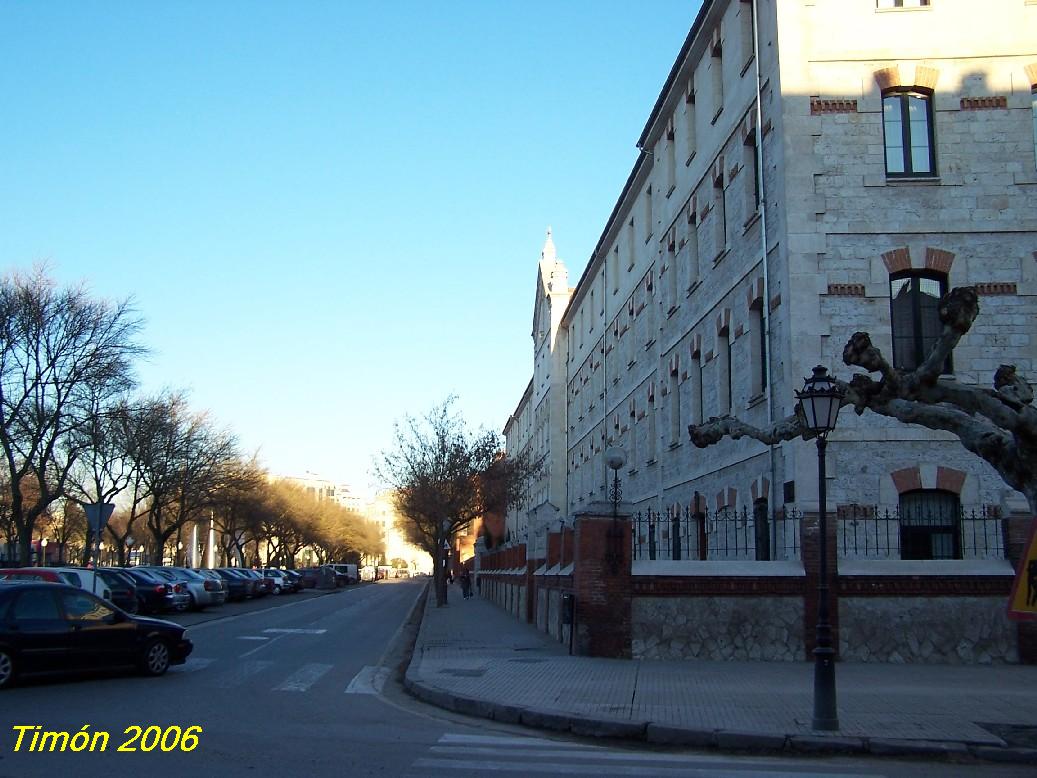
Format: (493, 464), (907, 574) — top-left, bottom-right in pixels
(796, 365), (844, 731)
(98, 542), (106, 568)
(604, 447), (626, 573)
(40, 538), (48, 567)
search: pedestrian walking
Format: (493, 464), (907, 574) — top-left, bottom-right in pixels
(460, 568), (472, 599)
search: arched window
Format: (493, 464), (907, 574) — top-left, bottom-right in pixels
(882, 89), (935, 177)
(889, 270), (950, 372)
(899, 489), (960, 560)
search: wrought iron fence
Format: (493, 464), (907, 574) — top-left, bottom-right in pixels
(837, 504), (1005, 560)
(632, 505), (802, 562)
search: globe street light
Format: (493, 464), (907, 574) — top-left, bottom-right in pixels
(40, 538), (48, 567)
(604, 447), (627, 573)
(796, 365), (844, 731)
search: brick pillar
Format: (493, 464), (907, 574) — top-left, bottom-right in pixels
(800, 511), (840, 660)
(573, 512), (632, 658)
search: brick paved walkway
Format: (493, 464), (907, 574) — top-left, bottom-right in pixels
(405, 588), (1037, 762)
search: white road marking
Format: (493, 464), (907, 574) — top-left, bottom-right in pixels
(169, 657), (215, 673)
(412, 758), (862, 777)
(213, 659), (274, 689)
(274, 662), (334, 692)
(263, 628), (327, 635)
(238, 636), (270, 641)
(344, 665), (390, 694)
(438, 734), (592, 748)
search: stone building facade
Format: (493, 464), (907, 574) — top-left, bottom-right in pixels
(497, 0), (1037, 663)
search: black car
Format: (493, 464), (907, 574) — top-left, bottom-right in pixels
(213, 569), (251, 601)
(123, 568), (179, 614)
(0, 581), (192, 689)
(97, 568), (139, 614)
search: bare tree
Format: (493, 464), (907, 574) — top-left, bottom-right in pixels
(0, 268), (144, 565)
(377, 398), (543, 606)
(688, 287), (1036, 513)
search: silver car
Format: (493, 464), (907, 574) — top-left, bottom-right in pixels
(143, 567), (226, 609)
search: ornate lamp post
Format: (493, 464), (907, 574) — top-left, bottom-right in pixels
(796, 365), (844, 731)
(604, 447), (626, 573)
(40, 538), (48, 567)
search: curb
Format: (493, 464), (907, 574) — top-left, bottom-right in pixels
(401, 599), (1037, 766)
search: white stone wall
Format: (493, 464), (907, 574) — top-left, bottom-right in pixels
(632, 596), (804, 661)
(839, 596), (1019, 664)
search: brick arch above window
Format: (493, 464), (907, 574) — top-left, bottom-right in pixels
(745, 277), (765, 311)
(887, 464), (966, 495)
(882, 246), (912, 273)
(873, 63), (940, 93)
(924, 247), (955, 275)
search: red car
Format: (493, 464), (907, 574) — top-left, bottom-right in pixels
(0, 568), (66, 584)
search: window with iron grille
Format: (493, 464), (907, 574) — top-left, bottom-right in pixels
(899, 489), (960, 560)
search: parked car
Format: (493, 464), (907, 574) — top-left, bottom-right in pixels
(2, 567), (112, 600)
(239, 569), (271, 596)
(140, 567), (226, 610)
(329, 564), (358, 584)
(280, 570), (304, 592)
(0, 568), (66, 584)
(96, 569), (139, 614)
(123, 568), (187, 614)
(261, 569), (293, 595)
(0, 581), (192, 689)
(296, 568), (320, 589)
(214, 569), (253, 600)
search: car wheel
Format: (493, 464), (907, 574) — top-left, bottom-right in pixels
(0, 649), (15, 690)
(273, 585), (281, 595)
(140, 639), (171, 677)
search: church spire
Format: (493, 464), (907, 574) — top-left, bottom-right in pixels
(540, 226), (557, 263)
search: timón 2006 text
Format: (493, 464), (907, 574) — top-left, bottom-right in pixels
(11, 725), (203, 753)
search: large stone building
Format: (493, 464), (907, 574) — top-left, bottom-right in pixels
(498, 0), (1037, 663)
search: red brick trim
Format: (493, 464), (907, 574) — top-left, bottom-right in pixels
(750, 477), (770, 502)
(690, 333), (702, 358)
(769, 294), (781, 312)
(960, 96), (1007, 111)
(715, 308), (731, 336)
(745, 277), (765, 311)
(827, 283), (865, 296)
(810, 98), (858, 115)
(734, 324), (744, 338)
(924, 247), (955, 274)
(882, 247), (911, 274)
(890, 466), (922, 494)
(975, 282), (1017, 295)
(935, 466), (966, 494)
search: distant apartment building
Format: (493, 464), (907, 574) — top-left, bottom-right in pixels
(499, 0), (1036, 663)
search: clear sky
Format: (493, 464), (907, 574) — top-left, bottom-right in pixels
(0, 1), (700, 495)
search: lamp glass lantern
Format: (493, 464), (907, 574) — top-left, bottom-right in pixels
(796, 365), (843, 434)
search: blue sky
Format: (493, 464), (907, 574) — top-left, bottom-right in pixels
(0, 1), (699, 494)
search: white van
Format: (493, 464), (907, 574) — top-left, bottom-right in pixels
(329, 564), (358, 584)
(48, 567), (112, 601)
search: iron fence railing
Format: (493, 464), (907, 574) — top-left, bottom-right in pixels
(632, 505), (802, 562)
(837, 504), (1005, 560)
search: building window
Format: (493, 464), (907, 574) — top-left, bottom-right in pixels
(668, 358), (681, 445)
(644, 186), (653, 240)
(899, 489), (960, 560)
(889, 270), (950, 372)
(710, 33), (724, 121)
(684, 87), (697, 163)
(664, 124), (676, 194)
(1032, 86), (1037, 171)
(685, 205), (699, 290)
(627, 218), (636, 271)
(691, 351), (703, 425)
(877, 0), (930, 7)
(610, 246), (619, 293)
(712, 168), (727, 259)
(743, 129), (760, 216)
(664, 230), (678, 312)
(749, 303), (767, 396)
(882, 89), (936, 177)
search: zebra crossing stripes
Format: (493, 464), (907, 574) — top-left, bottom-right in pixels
(412, 734), (881, 777)
(274, 663), (334, 692)
(213, 659), (275, 689)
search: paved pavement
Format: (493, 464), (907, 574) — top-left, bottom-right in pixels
(404, 590), (1037, 765)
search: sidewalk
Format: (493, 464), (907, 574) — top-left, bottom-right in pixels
(404, 590), (1037, 764)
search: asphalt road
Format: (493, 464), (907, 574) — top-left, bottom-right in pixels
(0, 580), (1029, 777)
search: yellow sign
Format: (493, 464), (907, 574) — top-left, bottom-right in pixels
(1008, 519), (1037, 621)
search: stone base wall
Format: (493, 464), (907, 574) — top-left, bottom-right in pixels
(632, 596), (804, 661)
(839, 596), (1019, 664)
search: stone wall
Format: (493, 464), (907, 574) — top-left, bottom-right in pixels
(839, 596), (1019, 664)
(632, 595), (804, 661)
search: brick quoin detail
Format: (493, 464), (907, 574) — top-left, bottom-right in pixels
(890, 466), (922, 494)
(810, 98), (858, 115)
(975, 282), (1017, 296)
(873, 66), (901, 91)
(924, 247), (955, 274)
(936, 466), (966, 494)
(913, 65), (940, 91)
(960, 96), (1007, 111)
(827, 283), (865, 297)
(1026, 62), (1037, 87)
(769, 293), (781, 312)
(882, 247), (911, 274)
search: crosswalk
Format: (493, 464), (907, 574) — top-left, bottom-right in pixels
(170, 656), (389, 696)
(409, 734), (885, 777)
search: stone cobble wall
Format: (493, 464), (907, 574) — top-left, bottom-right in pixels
(632, 595), (803, 661)
(839, 596), (1019, 664)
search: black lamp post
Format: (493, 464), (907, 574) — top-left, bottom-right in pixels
(604, 447), (626, 573)
(795, 365), (844, 731)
